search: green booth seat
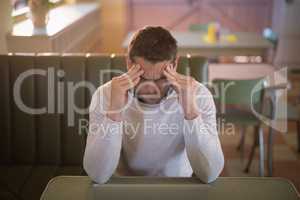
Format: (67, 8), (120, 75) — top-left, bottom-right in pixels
(0, 53), (208, 200)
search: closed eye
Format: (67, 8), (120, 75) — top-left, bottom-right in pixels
(140, 76), (167, 82)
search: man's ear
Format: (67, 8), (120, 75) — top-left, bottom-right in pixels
(174, 56), (179, 71)
(126, 56), (133, 71)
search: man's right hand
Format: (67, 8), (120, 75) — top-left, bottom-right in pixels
(106, 65), (144, 122)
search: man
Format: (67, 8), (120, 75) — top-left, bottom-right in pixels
(83, 26), (224, 184)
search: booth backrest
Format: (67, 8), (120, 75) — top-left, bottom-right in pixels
(0, 53), (208, 166)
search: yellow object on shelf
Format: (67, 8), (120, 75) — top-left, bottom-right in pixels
(225, 34), (237, 43)
(206, 23), (217, 43)
(203, 35), (215, 44)
(203, 22), (221, 44)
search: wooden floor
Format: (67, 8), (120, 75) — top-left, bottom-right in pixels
(213, 66), (300, 193)
(219, 123), (300, 193)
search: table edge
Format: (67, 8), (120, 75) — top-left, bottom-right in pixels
(40, 175), (300, 200)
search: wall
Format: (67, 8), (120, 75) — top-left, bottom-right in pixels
(126, 0), (273, 32)
(272, 0), (300, 68)
(100, 0), (127, 53)
(0, 0), (13, 54)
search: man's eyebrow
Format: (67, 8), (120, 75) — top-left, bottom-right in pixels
(140, 75), (166, 81)
(140, 76), (150, 80)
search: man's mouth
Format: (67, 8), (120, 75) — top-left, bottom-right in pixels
(136, 93), (163, 104)
(137, 93), (161, 99)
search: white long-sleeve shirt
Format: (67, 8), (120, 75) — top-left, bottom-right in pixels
(83, 81), (224, 184)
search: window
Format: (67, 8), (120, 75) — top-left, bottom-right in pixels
(11, 0), (63, 19)
(11, 0), (28, 11)
(11, 0), (29, 17)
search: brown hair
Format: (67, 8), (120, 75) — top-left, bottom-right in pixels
(128, 26), (177, 63)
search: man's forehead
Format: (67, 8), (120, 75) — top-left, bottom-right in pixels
(135, 59), (169, 80)
(141, 74), (166, 81)
(141, 65), (166, 80)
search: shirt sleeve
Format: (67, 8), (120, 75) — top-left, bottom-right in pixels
(83, 83), (123, 184)
(183, 83), (224, 183)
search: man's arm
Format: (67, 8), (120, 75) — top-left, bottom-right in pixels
(183, 85), (224, 183)
(83, 85), (123, 184)
(164, 64), (224, 183)
(84, 66), (143, 184)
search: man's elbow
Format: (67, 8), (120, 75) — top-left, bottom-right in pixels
(198, 168), (222, 184)
(83, 157), (111, 184)
(196, 156), (225, 183)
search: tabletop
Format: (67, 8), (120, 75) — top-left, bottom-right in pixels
(122, 31), (273, 49)
(208, 63), (286, 85)
(40, 176), (300, 200)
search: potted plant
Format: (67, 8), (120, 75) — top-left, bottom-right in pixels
(28, 0), (53, 28)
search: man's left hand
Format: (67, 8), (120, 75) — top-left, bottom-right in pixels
(163, 64), (200, 120)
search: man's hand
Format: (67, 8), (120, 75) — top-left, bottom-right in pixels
(163, 64), (200, 120)
(107, 65), (144, 122)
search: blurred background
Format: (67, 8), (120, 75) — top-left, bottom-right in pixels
(0, 0), (299, 61)
(0, 0), (300, 199)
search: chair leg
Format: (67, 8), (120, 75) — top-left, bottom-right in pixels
(297, 121), (300, 153)
(267, 126), (274, 177)
(237, 126), (246, 162)
(258, 126), (265, 177)
(244, 126), (259, 173)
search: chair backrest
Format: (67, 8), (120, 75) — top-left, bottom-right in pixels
(177, 55), (208, 83)
(0, 53), (208, 165)
(189, 24), (208, 32)
(212, 78), (265, 113)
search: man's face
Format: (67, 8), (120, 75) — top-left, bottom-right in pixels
(128, 57), (176, 104)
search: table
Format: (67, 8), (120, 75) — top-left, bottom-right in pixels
(40, 176), (299, 200)
(122, 31), (273, 59)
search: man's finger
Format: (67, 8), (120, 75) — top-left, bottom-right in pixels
(164, 70), (181, 92)
(163, 70), (176, 80)
(166, 64), (189, 81)
(164, 66), (178, 80)
(166, 65), (191, 80)
(129, 68), (144, 80)
(119, 68), (143, 84)
(127, 64), (141, 76)
(121, 72), (141, 85)
(119, 65), (142, 80)
(123, 76), (140, 89)
(165, 64), (181, 79)
(118, 64), (140, 80)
